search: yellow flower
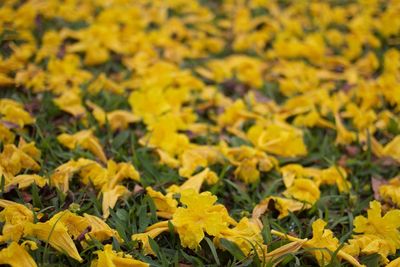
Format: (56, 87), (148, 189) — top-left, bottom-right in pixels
(262, 241), (307, 266)
(214, 217), (264, 256)
(344, 103), (377, 132)
(217, 100), (248, 128)
(75, 159), (140, 219)
(50, 158), (95, 192)
(78, 160), (109, 188)
(91, 244), (149, 267)
(0, 73), (14, 86)
(280, 164), (321, 188)
(294, 109), (335, 129)
(0, 201), (33, 243)
(156, 149), (180, 168)
(200, 56), (265, 88)
(87, 73), (124, 95)
(84, 213), (122, 242)
(379, 176), (400, 206)
(18, 140), (41, 161)
(146, 187), (178, 219)
(179, 146), (221, 178)
(0, 144), (40, 177)
(371, 136), (400, 163)
(21, 240), (39, 251)
(5, 174), (47, 191)
(0, 123), (15, 144)
(24, 219), (83, 262)
(171, 189), (231, 249)
(347, 201), (400, 261)
(107, 110), (139, 131)
(86, 100), (107, 124)
(272, 220), (364, 267)
(169, 168), (218, 194)
(387, 257), (400, 267)
(306, 219), (340, 265)
(106, 160), (140, 189)
(234, 158), (260, 183)
(86, 101), (139, 131)
(220, 141), (278, 183)
(284, 178), (320, 204)
(57, 130), (107, 163)
(140, 113), (190, 157)
(247, 123), (307, 157)
(53, 89), (86, 117)
(343, 235), (391, 264)
(50, 211), (90, 240)
(35, 30), (63, 62)
(230, 56), (265, 88)
(334, 113), (356, 145)
(318, 166), (351, 193)
(46, 54), (92, 93)
(0, 99), (35, 128)
(66, 21), (124, 66)
(52, 158), (140, 218)
(129, 87), (171, 125)
(0, 242), (37, 267)
(280, 164), (351, 193)
(102, 185), (129, 219)
(131, 221), (169, 255)
(252, 196), (310, 226)
(15, 64), (46, 93)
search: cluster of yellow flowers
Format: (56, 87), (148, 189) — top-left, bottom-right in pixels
(1, 0), (400, 266)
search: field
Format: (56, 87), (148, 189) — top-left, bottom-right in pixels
(1, 0), (400, 266)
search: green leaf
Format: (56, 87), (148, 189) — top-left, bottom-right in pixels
(204, 237), (220, 265)
(31, 183), (43, 209)
(219, 238), (246, 261)
(112, 130), (130, 149)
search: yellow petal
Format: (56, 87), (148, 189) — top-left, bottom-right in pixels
(132, 226), (169, 255)
(107, 110), (139, 131)
(24, 221), (83, 262)
(84, 213), (122, 242)
(264, 240), (306, 266)
(7, 174), (47, 190)
(0, 242), (37, 267)
(53, 89), (86, 117)
(102, 185), (129, 219)
(57, 130), (107, 163)
(91, 244), (149, 267)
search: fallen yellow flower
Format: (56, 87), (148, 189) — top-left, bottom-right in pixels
(5, 174), (47, 191)
(272, 219), (364, 267)
(0, 98), (35, 128)
(171, 189), (232, 249)
(0, 242), (37, 267)
(284, 178), (321, 204)
(0, 144), (41, 178)
(84, 213), (122, 242)
(131, 221), (169, 255)
(53, 89), (86, 117)
(24, 218), (83, 262)
(102, 185), (129, 219)
(57, 129), (107, 163)
(379, 176), (400, 206)
(371, 135), (400, 163)
(252, 196), (310, 227)
(343, 201), (400, 263)
(91, 244), (149, 267)
(247, 123), (307, 157)
(0, 201), (34, 243)
(214, 217), (264, 256)
(50, 158), (95, 192)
